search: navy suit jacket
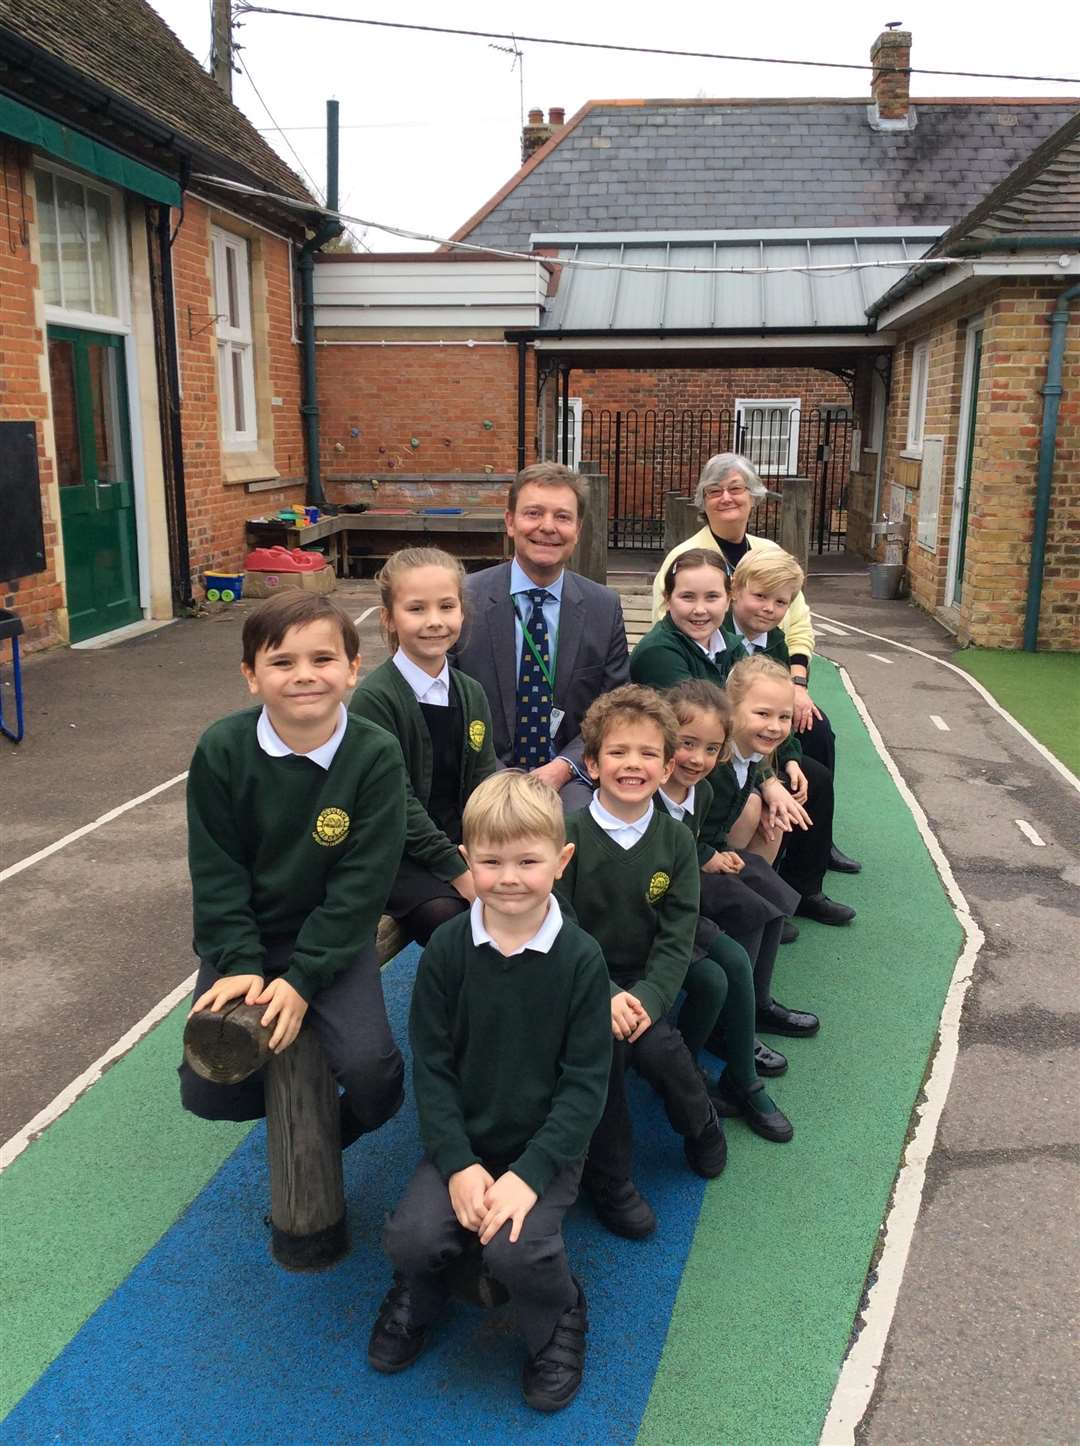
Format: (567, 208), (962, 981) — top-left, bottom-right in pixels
(452, 562), (630, 770)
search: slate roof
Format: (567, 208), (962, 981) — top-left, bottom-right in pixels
(0, 0), (312, 205)
(868, 111), (1080, 318)
(454, 99), (1080, 252)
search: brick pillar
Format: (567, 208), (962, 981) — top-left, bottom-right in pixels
(871, 30), (912, 122)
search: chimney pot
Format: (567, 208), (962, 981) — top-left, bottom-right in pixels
(528, 108), (544, 125)
(870, 29), (912, 123)
(549, 107), (565, 126)
(522, 107), (558, 165)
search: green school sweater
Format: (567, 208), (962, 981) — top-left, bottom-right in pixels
(556, 808), (699, 1022)
(658, 778), (717, 868)
(187, 707), (406, 1001)
(699, 754), (772, 852)
(409, 909), (613, 1196)
(350, 658), (497, 880)
(629, 612), (734, 690)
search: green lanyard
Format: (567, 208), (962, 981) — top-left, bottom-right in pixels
(514, 596), (557, 692)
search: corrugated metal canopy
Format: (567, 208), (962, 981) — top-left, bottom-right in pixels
(538, 232), (937, 333)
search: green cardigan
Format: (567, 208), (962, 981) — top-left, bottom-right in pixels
(350, 657), (497, 881)
(629, 613), (734, 690)
(657, 779), (717, 868)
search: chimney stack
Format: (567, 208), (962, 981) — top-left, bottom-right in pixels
(521, 107), (565, 165)
(870, 29), (912, 125)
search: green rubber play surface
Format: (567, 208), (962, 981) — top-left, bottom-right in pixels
(952, 648), (1080, 775)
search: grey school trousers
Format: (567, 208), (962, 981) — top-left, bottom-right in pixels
(178, 938), (404, 1135)
(383, 1156), (582, 1355)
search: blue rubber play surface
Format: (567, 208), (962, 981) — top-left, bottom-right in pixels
(5, 947), (706, 1444)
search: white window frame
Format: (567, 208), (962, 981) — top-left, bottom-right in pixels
(905, 340), (930, 455)
(35, 160), (128, 333)
(211, 227), (258, 450)
(554, 395), (582, 470)
(734, 397), (801, 475)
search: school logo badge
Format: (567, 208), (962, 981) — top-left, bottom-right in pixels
(468, 719), (486, 752)
(647, 871), (670, 904)
(313, 806), (350, 846)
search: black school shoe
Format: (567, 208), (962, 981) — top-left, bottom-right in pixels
(368, 1276), (442, 1374)
(585, 1175), (657, 1239)
(795, 893), (856, 926)
(713, 1072), (794, 1144)
(828, 845), (862, 874)
(756, 1000), (820, 1038)
(754, 1039), (789, 1076)
(522, 1280), (588, 1413)
(684, 1105), (728, 1178)
(781, 919), (799, 944)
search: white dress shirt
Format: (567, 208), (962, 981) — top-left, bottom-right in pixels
(588, 794), (654, 850)
(730, 745), (764, 789)
(469, 894), (564, 956)
(392, 648), (450, 706)
(694, 628), (728, 663)
(510, 559), (564, 668)
(256, 703), (348, 770)
(658, 784), (695, 822)
(732, 620), (770, 652)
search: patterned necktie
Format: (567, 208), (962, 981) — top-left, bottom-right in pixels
(514, 588), (553, 770)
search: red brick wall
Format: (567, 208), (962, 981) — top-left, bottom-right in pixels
(318, 336), (535, 508)
(0, 144), (65, 649)
(571, 365), (851, 420)
(883, 281), (1079, 651)
(172, 198), (306, 589)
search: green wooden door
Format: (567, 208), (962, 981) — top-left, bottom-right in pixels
(48, 327), (141, 642)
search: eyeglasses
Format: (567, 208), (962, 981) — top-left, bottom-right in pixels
(704, 484), (748, 500)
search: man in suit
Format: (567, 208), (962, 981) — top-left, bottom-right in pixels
(453, 462), (630, 812)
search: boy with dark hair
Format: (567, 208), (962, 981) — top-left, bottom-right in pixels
(180, 591), (407, 1146)
(371, 771), (612, 1413)
(557, 684), (727, 1240)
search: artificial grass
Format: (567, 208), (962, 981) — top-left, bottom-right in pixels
(952, 649), (1080, 776)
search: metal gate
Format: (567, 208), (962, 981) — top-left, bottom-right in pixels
(578, 406), (852, 552)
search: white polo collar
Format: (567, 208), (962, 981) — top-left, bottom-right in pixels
(589, 794), (653, 842)
(658, 784), (695, 822)
(733, 619), (770, 650)
(470, 895), (563, 956)
(256, 703), (347, 770)
(392, 648), (450, 706)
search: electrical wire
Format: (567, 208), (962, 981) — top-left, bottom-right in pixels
(235, 50), (325, 200)
(190, 173), (1009, 277)
(232, 7), (1080, 86)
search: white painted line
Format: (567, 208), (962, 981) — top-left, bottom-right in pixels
(0, 772), (189, 884)
(930, 715), (950, 732)
(353, 605), (379, 625)
(811, 611), (1080, 795)
(0, 970), (198, 1171)
(1015, 819), (1046, 847)
(813, 623), (851, 638)
(821, 667), (983, 1446)
(866, 652), (894, 665)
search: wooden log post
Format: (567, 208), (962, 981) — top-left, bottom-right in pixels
(778, 475), (812, 576)
(182, 915), (409, 1271)
(571, 467), (609, 583)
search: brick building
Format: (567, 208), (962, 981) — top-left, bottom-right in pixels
(867, 114), (1080, 650)
(315, 28), (1075, 566)
(1, 0), (317, 649)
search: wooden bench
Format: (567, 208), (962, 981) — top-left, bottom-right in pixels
(182, 914), (407, 1271)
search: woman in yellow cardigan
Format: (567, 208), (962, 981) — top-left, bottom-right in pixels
(653, 453), (860, 880)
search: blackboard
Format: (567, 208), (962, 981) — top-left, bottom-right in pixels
(0, 421), (47, 579)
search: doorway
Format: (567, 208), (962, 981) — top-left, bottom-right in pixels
(945, 319), (984, 608)
(48, 326), (141, 642)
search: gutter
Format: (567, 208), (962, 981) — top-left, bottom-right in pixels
(868, 233), (1080, 320)
(1024, 280), (1080, 651)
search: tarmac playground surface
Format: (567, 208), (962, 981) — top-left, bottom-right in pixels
(1, 566), (1075, 1444)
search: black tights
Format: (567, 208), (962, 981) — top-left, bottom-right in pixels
(399, 894), (468, 947)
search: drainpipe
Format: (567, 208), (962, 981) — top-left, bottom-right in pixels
(1024, 279), (1080, 652)
(155, 200), (193, 609)
(298, 99), (344, 508)
(516, 339), (527, 470)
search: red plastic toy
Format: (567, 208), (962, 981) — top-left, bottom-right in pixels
(244, 546), (326, 573)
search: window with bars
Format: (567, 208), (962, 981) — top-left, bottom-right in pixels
(34, 166), (119, 320)
(734, 398), (801, 475)
(211, 228), (258, 449)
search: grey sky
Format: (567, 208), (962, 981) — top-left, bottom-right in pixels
(147, 1), (1078, 249)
